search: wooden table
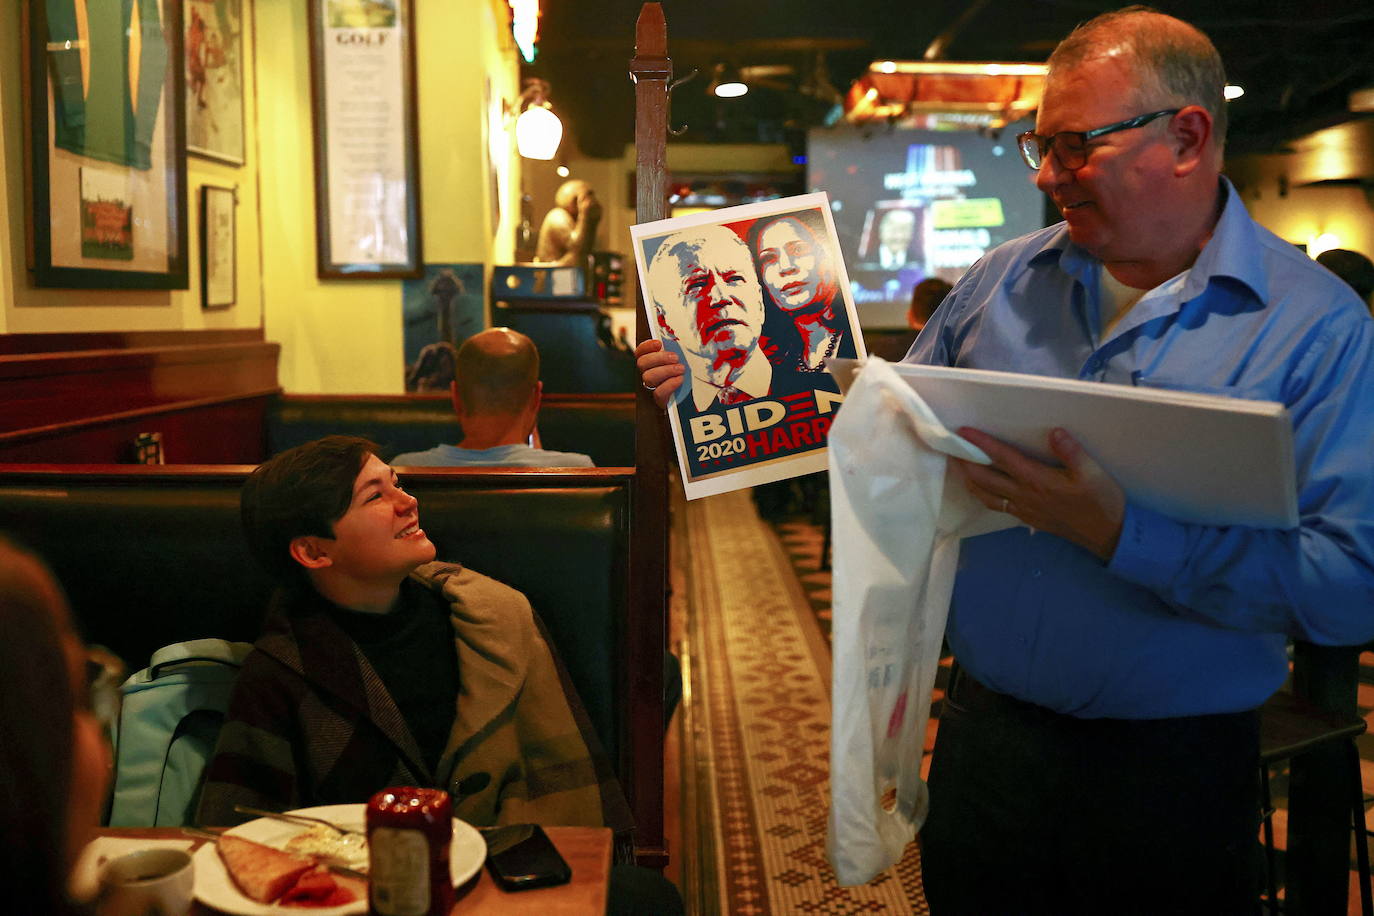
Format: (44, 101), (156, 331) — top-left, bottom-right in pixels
(93, 826), (611, 915)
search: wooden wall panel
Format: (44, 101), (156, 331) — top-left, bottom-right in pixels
(0, 332), (278, 463)
(0, 396), (272, 464)
(0, 329), (263, 355)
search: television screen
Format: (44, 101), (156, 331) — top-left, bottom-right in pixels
(807, 121), (1048, 329)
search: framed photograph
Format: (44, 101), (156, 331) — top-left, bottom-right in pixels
(22, 0), (189, 289)
(307, 0), (422, 279)
(631, 192), (868, 500)
(185, 0), (246, 165)
(200, 185), (236, 308)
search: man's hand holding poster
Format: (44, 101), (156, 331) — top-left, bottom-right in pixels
(631, 192), (866, 499)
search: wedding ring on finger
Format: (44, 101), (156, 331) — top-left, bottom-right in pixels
(643, 381), (657, 391)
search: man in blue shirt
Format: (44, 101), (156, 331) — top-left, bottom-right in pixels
(393, 328), (593, 468)
(903, 8), (1374, 914)
(634, 7), (1374, 914)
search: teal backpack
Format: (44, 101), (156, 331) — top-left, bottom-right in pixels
(107, 639), (255, 826)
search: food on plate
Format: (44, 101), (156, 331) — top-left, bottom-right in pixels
(279, 866), (366, 908)
(217, 835), (317, 903)
(284, 823), (369, 872)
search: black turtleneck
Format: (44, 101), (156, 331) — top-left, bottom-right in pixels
(321, 578), (459, 774)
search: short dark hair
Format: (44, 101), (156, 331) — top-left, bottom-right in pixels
(909, 277), (953, 327)
(1315, 248), (1374, 304)
(240, 436), (377, 589)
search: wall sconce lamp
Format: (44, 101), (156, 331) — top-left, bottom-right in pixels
(514, 79), (563, 160)
(709, 62), (748, 99)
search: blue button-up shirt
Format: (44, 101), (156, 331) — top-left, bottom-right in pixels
(907, 179), (1374, 718)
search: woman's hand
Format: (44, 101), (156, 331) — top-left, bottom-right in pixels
(635, 339), (685, 409)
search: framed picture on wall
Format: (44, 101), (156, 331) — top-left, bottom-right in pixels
(200, 184), (236, 308)
(22, 0), (189, 290)
(307, 0), (423, 279)
(185, 0), (246, 165)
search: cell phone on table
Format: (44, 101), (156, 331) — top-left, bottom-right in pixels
(481, 824), (571, 891)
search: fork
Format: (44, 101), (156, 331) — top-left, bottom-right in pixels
(232, 804), (366, 838)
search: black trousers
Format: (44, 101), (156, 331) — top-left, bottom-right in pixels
(920, 669), (1262, 916)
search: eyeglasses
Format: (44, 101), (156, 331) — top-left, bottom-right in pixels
(1016, 109), (1180, 170)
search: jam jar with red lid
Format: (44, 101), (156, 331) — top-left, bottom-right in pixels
(366, 786), (453, 916)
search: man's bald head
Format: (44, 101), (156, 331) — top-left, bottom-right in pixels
(454, 328), (540, 416)
(1048, 6), (1227, 152)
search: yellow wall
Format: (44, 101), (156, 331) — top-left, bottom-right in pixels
(0, 0), (264, 333)
(252, 0), (520, 393)
(1, 0), (520, 395)
(1229, 154), (1374, 258)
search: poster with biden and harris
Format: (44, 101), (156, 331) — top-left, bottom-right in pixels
(632, 192), (865, 499)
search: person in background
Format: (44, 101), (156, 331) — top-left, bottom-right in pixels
(197, 436), (625, 830)
(907, 276), (953, 333)
(392, 328), (593, 468)
(0, 536), (111, 916)
(1315, 247), (1374, 311)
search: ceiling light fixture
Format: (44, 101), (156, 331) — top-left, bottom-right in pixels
(1224, 84), (1245, 101)
(514, 79), (563, 160)
(508, 0), (540, 64)
(845, 60), (1048, 128)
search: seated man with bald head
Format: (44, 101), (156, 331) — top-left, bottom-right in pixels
(393, 328), (593, 468)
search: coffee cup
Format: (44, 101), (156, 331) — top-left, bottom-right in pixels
(96, 848), (194, 916)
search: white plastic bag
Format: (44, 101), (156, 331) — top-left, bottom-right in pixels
(826, 357), (1012, 886)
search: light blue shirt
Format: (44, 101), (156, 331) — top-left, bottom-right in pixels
(391, 443), (594, 468)
(907, 179), (1374, 718)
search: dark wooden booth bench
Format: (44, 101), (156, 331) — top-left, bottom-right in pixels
(0, 464), (665, 865)
(266, 392), (635, 467)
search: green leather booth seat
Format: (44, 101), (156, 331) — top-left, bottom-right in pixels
(265, 393), (635, 467)
(0, 466), (631, 770)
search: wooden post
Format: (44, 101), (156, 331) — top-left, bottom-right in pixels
(626, 2), (672, 870)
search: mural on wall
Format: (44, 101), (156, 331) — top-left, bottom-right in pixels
(185, 0), (246, 165)
(402, 264), (485, 392)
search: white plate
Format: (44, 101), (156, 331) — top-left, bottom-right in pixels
(192, 803), (486, 916)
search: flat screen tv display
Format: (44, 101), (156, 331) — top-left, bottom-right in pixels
(807, 121), (1048, 329)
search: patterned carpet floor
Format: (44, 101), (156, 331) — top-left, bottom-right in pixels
(679, 490), (929, 914)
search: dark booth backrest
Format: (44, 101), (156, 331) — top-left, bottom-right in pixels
(0, 466), (630, 767)
(266, 393), (636, 467)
